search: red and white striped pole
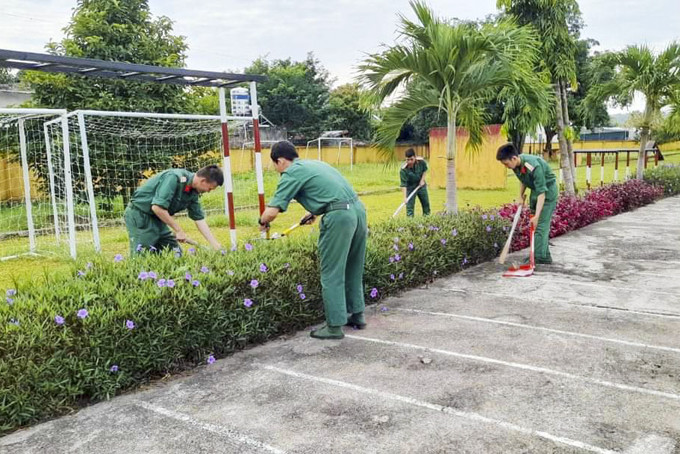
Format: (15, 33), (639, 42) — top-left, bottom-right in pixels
(614, 152), (619, 181)
(219, 87), (237, 249)
(250, 82), (266, 220)
(586, 152), (592, 188)
(600, 152), (605, 186)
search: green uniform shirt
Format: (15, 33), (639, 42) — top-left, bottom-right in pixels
(513, 154), (557, 198)
(129, 169), (205, 221)
(400, 158), (428, 187)
(268, 159), (357, 215)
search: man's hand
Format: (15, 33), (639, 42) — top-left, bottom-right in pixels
(300, 213), (316, 225)
(530, 215), (539, 230)
(258, 217), (270, 233)
(175, 229), (188, 243)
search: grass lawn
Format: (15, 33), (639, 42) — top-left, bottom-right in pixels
(2, 150), (678, 289)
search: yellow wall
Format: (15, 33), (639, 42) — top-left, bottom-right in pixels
(0, 158), (41, 202)
(427, 125), (507, 190)
(660, 141), (680, 152)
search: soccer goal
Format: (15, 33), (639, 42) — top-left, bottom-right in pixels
(305, 137), (354, 169)
(44, 108), (269, 253)
(0, 108), (77, 260)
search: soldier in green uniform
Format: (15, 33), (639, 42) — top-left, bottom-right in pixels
(124, 165), (224, 254)
(496, 143), (558, 265)
(259, 141), (367, 340)
(400, 148), (430, 216)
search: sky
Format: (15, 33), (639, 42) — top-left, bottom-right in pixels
(2, 0), (679, 114)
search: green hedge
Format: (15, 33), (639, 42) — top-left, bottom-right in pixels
(644, 164), (680, 196)
(0, 211), (507, 433)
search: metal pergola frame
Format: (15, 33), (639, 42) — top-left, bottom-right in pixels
(0, 48), (265, 88)
(0, 49), (269, 254)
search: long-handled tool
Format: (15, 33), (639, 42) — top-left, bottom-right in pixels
(256, 213), (315, 241)
(393, 185), (422, 217)
(498, 204), (524, 265)
(503, 223), (535, 278)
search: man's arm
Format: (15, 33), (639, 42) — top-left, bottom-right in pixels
(151, 205), (188, 242)
(419, 170), (427, 187)
(519, 183), (527, 203)
(194, 219), (222, 250)
(532, 193), (546, 229)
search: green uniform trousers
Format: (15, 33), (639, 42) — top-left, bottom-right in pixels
(124, 206), (179, 255)
(318, 201), (367, 326)
(405, 185), (431, 217)
(529, 183), (558, 264)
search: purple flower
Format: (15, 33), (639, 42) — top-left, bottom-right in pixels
(221, 249), (226, 255)
(394, 254), (401, 262)
(245, 243), (253, 251)
(490, 215), (495, 221)
(452, 229), (458, 236)
(284, 263), (290, 268)
(389, 256), (395, 263)
(86, 262), (93, 269)
(77, 308), (88, 319)
(244, 298), (253, 308)
(250, 279), (259, 289)
(185, 272), (192, 281)
(148, 271), (157, 280)
(167, 279), (175, 288)
(110, 365), (119, 373)
(231, 245), (237, 252)
(207, 355), (216, 365)
(408, 242), (414, 251)
(440, 239), (447, 245)
(188, 248), (196, 254)
(462, 257), (469, 266)
(138, 271), (149, 280)
(390, 274), (395, 281)
(482, 214), (488, 220)
(296, 284), (303, 293)
(399, 272), (404, 279)
(200, 266), (210, 274)
(174, 251), (182, 258)
(370, 288), (378, 299)
(149, 246), (157, 252)
(494, 242), (499, 248)
(77, 270), (86, 277)
(503, 226), (508, 232)
(114, 254), (124, 262)
(157, 279), (167, 288)
(126, 320), (135, 330)
(299, 293), (306, 300)
(486, 226), (492, 232)
(227, 270), (235, 276)
(393, 244), (399, 251)
(6, 289), (16, 297)
(6, 297), (13, 305)
(380, 306), (388, 312)
(136, 244), (143, 252)
(259, 263), (268, 273)
(54, 315), (64, 325)
(192, 279), (200, 287)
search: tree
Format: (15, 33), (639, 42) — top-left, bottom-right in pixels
(498, 0), (581, 194)
(245, 54), (331, 141)
(570, 39), (610, 132)
(19, 0), (194, 210)
(324, 83), (374, 140)
(360, 1), (548, 213)
(585, 43), (680, 179)
(0, 68), (17, 85)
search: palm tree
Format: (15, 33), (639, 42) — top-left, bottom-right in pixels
(585, 43), (680, 179)
(359, 1), (548, 213)
(497, 0), (581, 195)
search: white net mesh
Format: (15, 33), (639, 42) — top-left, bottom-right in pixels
(45, 112), (266, 253)
(0, 111), (74, 260)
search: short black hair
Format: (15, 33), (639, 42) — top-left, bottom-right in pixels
(405, 148), (416, 158)
(496, 143), (519, 161)
(196, 165), (224, 186)
(271, 140), (299, 162)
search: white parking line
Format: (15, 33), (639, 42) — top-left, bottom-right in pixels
(440, 288), (680, 319)
(136, 400), (287, 454)
(345, 335), (680, 402)
(395, 308), (680, 354)
(263, 365), (618, 454)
